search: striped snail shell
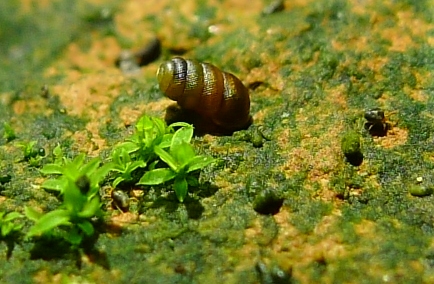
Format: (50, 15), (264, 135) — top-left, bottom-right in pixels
(157, 57), (251, 132)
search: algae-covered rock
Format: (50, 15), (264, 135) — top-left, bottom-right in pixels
(253, 188), (283, 215)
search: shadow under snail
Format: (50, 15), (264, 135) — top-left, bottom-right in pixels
(157, 57), (252, 134)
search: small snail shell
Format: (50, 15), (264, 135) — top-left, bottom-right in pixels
(111, 190), (130, 212)
(157, 57), (251, 132)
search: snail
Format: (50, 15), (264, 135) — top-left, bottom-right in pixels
(364, 108), (385, 125)
(111, 190), (130, 212)
(157, 57), (251, 133)
(364, 107), (391, 136)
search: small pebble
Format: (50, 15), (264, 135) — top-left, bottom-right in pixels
(135, 37), (161, 66)
(115, 37), (161, 75)
(409, 185), (433, 197)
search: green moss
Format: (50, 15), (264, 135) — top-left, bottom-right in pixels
(188, 1), (216, 42)
(289, 199), (333, 234)
(341, 131), (361, 155)
(3, 0), (434, 281)
(0, 1), (102, 93)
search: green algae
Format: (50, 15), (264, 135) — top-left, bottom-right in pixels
(0, 1), (84, 92)
(2, 0), (434, 282)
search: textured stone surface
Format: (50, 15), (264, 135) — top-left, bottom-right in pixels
(1, 0), (434, 282)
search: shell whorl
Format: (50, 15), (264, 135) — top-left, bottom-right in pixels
(157, 57), (251, 131)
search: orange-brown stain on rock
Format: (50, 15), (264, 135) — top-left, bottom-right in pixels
(12, 99), (52, 116)
(118, 99), (173, 127)
(52, 73), (123, 116)
(266, 209), (347, 283)
(374, 126), (408, 149)
(380, 10), (434, 52)
(279, 92), (346, 188)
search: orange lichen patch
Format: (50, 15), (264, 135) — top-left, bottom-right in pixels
(130, 189), (143, 199)
(376, 91), (391, 107)
(245, 64), (285, 92)
(115, 0), (168, 42)
(284, 0), (313, 9)
(374, 126), (408, 149)
(279, 91), (345, 195)
(408, 89), (428, 103)
(20, 0), (51, 13)
(295, 88), (346, 137)
(52, 72), (123, 117)
(350, 2), (434, 52)
(116, 0), (201, 52)
(380, 10), (434, 52)
(86, 120), (108, 152)
(230, 220), (263, 271)
(105, 212), (140, 235)
(285, 105), (344, 180)
(354, 219), (377, 236)
(109, 212), (138, 227)
(428, 36), (434, 46)
(252, 106), (271, 125)
(395, 10), (434, 39)
(271, 209), (301, 252)
(306, 137), (342, 181)
(359, 56), (388, 74)
(309, 220), (346, 262)
(413, 70), (432, 91)
(244, 218), (262, 240)
(280, 147), (311, 177)
(33, 270), (63, 284)
(295, 234), (346, 266)
(332, 35), (371, 53)
(12, 99), (52, 116)
(81, 0), (113, 5)
(215, 0), (262, 35)
(311, 179), (340, 202)
(221, 0), (262, 12)
(306, 149), (342, 201)
(70, 130), (100, 154)
(276, 128), (291, 148)
(350, 0), (377, 15)
(425, 152), (434, 165)
(381, 28), (414, 52)
(118, 99), (172, 127)
(326, 84), (348, 109)
(216, 177), (239, 194)
(270, 209), (347, 282)
(314, 209), (342, 234)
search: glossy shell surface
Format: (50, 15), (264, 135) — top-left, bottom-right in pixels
(157, 57), (251, 132)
